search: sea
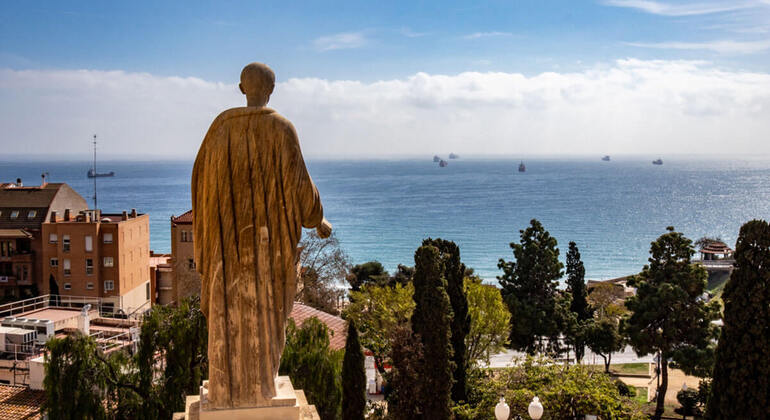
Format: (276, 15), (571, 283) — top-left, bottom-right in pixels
(2, 157), (769, 282)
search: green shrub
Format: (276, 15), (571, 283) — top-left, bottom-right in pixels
(462, 357), (646, 420)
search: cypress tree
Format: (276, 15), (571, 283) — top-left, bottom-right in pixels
(498, 219), (564, 354)
(412, 244), (454, 420)
(565, 241), (592, 362)
(423, 238), (469, 403)
(342, 320), (367, 420)
(388, 326), (425, 420)
(707, 220), (770, 419)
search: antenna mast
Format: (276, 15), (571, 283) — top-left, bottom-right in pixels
(92, 134), (98, 209)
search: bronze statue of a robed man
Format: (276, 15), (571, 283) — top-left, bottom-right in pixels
(192, 62), (331, 409)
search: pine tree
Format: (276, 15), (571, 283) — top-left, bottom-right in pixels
(412, 244), (454, 420)
(707, 220), (770, 419)
(623, 227), (720, 420)
(498, 219), (564, 354)
(342, 320), (367, 420)
(423, 238), (469, 403)
(565, 241), (592, 362)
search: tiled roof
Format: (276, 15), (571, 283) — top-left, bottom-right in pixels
(0, 385), (43, 420)
(0, 183), (86, 230)
(171, 210), (193, 224)
(0, 183), (62, 208)
(289, 302), (347, 351)
(701, 242), (732, 254)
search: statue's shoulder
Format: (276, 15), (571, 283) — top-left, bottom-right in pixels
(210, 107), (272, 124)
(204, 107), (297, 146)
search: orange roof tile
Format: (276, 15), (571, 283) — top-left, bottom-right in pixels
(289, 302), (347, 351)
(0, 385), (43, 419)
(171, 210), (193, 224)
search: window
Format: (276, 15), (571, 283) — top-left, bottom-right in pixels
(188, 258), (196, 270)
(9, 211), (19, 219)
(86, 259), (93, 275)
(50, 258), (58, 268)
(49, 233), (58, 244)
(27, 210), (36, 219)
(103, 233), (113, 244)
(85, 235), (93, 252)
(62, 235), (70, 252)
(21, 266), (28, 281)
(86, 282), (94, 290)
(63, 259), (71, 276)
(103, 257), (114, 267)
(181, 230), (192, 242)
(146, 282), (150, 300)
(63, 283), (71, 290)
(104, 280), (114, 291)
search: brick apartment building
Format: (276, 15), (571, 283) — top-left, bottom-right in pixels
(42, 208), (151, 314)
(0, 177), (151, 313)
(0, 177), (87, 299)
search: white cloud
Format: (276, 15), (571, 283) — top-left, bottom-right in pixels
(462, 32), (513, 39)
(400, 27), (429, 38)
(602, 0), (756, 16)
(626, 39), (770, 54)
(1, 60), (770, 158)
(312, 32), (367, 51)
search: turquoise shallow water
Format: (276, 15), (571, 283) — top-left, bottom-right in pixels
(2, 157), (769, 281)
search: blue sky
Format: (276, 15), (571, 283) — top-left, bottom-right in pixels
(2, 0), (769, 81)
(1, 1), (769, 157)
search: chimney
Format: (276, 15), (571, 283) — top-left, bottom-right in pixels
(50, 211), (57, 223)
(40, 173), (47, 188)
(122, 211), (128, 221)
(63, 209), (71, 221)
(84, 212), (91, 223)
(16, 178), (22, 187)
(130, 208), (137, 218)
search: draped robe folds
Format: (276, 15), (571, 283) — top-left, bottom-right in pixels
(191, 107), (324, 409)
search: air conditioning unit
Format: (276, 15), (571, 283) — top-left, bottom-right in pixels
(0, 326), (36, 353)
(2, 317), (54, 345)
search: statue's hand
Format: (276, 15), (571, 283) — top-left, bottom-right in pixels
(317, 218), (332, 238)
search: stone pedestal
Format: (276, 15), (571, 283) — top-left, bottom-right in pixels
(175, 376), (320, 420)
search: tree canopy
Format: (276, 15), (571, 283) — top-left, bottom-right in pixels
(342, 320), (367, 420)
(411, 244), (454, 420)
(343, 282), (415, 374)
(297, 230), (350, 314)
(423, 237), (470, 403)
(565, 241), (592, 363)
(43, 296), (208, 419)
(280, 317), (343, 420)
(707, 220), (770, 419)
(623, 227), (720, 420)
(349, 261), (389, 291)
(464, 277), (511, 367)
(498, 219), (565, 354)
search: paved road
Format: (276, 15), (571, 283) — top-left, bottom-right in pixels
(486, 345), (655, 368)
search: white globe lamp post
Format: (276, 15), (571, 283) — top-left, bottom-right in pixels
(528, 396), (544, 420)
(495, 397), (510, 420)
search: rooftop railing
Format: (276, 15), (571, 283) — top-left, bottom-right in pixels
(0, 294), (116, 318)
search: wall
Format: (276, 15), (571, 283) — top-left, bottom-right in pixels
(170, 221), (200, 303)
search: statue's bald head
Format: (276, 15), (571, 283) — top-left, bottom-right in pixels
(239, 62), (275, 107)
